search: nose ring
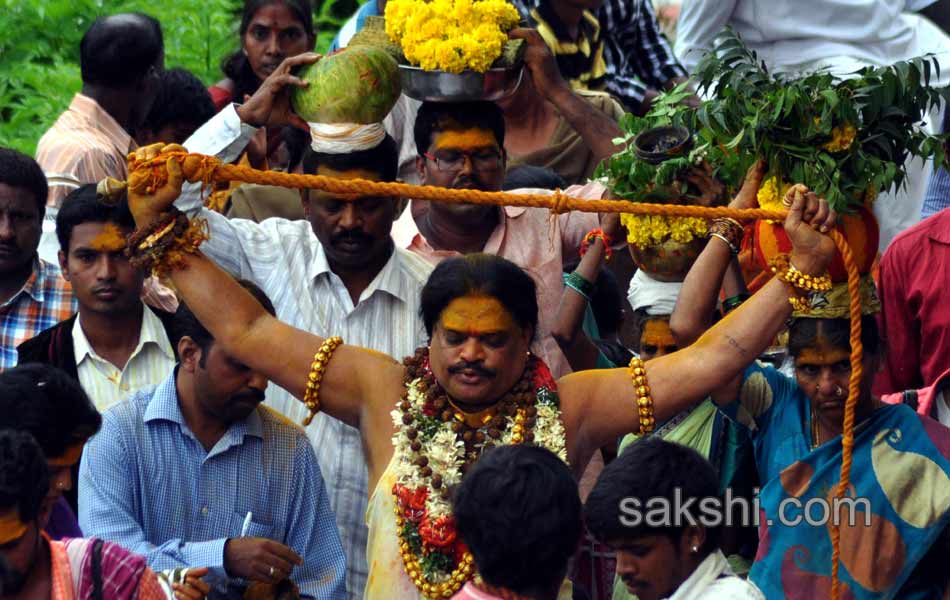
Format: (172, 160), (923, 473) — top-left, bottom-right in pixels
(835, 386), (845, 398)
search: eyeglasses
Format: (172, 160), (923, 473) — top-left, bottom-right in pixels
(423, 150), (503, 173)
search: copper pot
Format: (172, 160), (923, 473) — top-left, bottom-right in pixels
(628, 237), (706, 282)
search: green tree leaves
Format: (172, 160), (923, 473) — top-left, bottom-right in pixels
(0, 0), (355, 154)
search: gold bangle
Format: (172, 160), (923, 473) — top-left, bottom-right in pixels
(302, 336), (343, 426)
(769, 254), (832, 292)
(628, 357), (655, 435)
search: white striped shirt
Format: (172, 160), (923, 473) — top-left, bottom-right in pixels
(74, 304), (176, 412)
(179, 105), (434, 599)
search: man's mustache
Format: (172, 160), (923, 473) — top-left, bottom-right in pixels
(231, 389), (266, 404)
(452, 172), (488, 190)
(448, 361), (497, 378)
(331, 229), (372, 245)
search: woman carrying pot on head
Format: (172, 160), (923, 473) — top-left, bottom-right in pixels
(669, 178), (950, 598)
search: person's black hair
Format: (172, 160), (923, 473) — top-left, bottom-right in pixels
(453, 445), (581, 596)
(221, 0), (315, 104)
(55, 184), (135, 253)
(140, 68), (216, 139)
(413, 101), (506, 156)
(788, 316), (883, 360)
(301, 134), (398, 181)
(0, 364), (101, 459)
(585, 437), (721, 554)
(171, 279), (276, 366)
(593, 339), (634, 368)
(562, 259), (625, 337)
(420, 253), (538, 339)
(80, 13), (164, 87)
(503, 165), (567, 191)
(0, 148), (47, 214)
(283, 126), (311, 172)
(0, 430), (49, 526)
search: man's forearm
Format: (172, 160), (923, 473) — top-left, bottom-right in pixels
(549, 87), (623, 165)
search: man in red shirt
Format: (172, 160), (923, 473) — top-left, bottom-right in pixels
(875, 208), (950, 394)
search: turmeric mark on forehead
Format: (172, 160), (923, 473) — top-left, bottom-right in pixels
(440, 295), (515, 336)
(89, 223), (128, 252)
(433, 128), (498, 152)
(797, 335), (851, 366)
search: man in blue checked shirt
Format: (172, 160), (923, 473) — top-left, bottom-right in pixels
(78, 281), (346, 599)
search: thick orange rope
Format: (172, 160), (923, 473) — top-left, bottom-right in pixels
(133, 152), (862, 600)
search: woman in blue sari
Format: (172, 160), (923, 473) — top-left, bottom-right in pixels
(672, 181), (950, 598)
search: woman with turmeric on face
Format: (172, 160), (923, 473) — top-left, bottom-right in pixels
(664, 175), (950, 597)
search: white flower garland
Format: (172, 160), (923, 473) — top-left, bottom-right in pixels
(392, 376), (568, 535)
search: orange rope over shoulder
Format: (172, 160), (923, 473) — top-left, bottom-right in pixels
(130, 151), (861, 600)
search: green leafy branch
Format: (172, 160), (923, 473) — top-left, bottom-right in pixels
(691, 29), (950, 211)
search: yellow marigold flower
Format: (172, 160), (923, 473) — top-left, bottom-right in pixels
(756, 176), (792, 214)
(385, 0), (518, 73)
(822, 123), (857, 153)
(621, 213), (707, 249)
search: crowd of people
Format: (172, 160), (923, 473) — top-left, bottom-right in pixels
(1, 0), (949, 599)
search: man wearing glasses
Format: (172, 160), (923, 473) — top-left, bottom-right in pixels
(407, 33), (621, 378)
(157, 52), (435, 599)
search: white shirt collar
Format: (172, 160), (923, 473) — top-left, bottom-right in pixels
(73, 303), (175, 367)
(309, 241), (413, 305)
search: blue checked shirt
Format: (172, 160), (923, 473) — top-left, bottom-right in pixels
(1, 258), (75, 369)
(78, 369), (347, 599)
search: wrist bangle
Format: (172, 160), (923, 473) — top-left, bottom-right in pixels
(721, 293), (750, 314)
(707, 218), (744, 255)
(580, 228), (613, 261)
(126, 209), (209, 277)
(565, 271), (594, 300)
(769, 254), (832, 314)
(709, 232), (738, 255)
(769, 254), (832, 292)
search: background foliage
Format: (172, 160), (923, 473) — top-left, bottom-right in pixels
(0, 0), (356, 155)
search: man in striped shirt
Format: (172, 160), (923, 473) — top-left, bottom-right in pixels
(0, 148), (76, 370)
(35, 14), (165, 209)
(512, 0), (693, 114)
(168, 55), (434, 598)
(527, 0), (608, 92)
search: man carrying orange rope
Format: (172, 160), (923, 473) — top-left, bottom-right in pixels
(120, 141), (845, 599)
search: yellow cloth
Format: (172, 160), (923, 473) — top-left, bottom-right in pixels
(792, 275), (880, 318)
(364, 455), (426, 600)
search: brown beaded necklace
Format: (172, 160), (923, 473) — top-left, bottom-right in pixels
(400, 347), (540, 481)
(392, 348), (546, 598)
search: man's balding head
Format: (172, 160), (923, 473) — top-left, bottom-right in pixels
(80, 13), (164, 88)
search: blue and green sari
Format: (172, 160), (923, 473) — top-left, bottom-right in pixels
(725, 362), (950, 598)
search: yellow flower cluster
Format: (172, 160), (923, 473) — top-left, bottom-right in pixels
(822, 123), (857, 153)
(621, 213), (708, 249)
(756, 176), (793, 213)
(385, 0), (520, 73)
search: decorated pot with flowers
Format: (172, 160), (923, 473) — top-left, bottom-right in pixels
(382, 0), (525, 101)
(595, 87), (737, 281)
(752, 205), (879, 282)
(688, 32), (948, 281)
